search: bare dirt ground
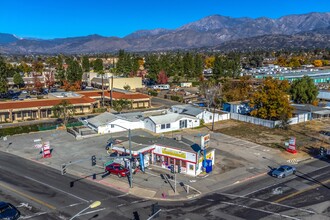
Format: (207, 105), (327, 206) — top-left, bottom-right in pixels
(204, 119), (330, 157)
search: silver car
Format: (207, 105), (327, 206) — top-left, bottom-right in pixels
(271, 165), (296, 178)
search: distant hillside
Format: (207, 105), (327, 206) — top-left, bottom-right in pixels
(1, 12), (330, 54)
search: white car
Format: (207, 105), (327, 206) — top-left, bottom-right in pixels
(21, 90), (28, 94)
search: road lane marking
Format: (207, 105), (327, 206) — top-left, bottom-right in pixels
(221, 201), (301, 220)
(0, 182), (56, 210)
(20, 212), (48, 219)
(274, 179), (330, 203)
(23, 175), (89, 203)
(116, 192), (129, 197)
(117, 204), (125, 207)
(218, 192), (315, 214)
(77, 208), (106, 217)
(243, 163), (330, 197)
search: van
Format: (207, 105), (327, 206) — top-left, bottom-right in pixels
(152, 84), (170, 90)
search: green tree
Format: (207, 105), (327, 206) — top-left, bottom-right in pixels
(213, 55), (224, 78)
(194, 54), (204, 77)
(249, 77), (293, 120)
(82, 56), (90, 73)
(55, 67), (66, 85)
(0, 57), (9, 93)
(13, 72), (24, 89)
(290, 76), (318, 104)
(183, 52), (195, 80)
(52, 100), (75, 126)
(66, 59), (83, 84)
(112, 99), (131, 113)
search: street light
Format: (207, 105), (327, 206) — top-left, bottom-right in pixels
(109, 124), (133, 188)
(70, 201), (101, 220)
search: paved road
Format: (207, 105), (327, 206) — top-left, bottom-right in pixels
(1, 146), (329, 219)
(151, 97), (181, 108)
(0, 151), (155, 219)
(161, 159), (330, 220)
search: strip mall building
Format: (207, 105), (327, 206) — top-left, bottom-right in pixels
(0, 90), (150, 123)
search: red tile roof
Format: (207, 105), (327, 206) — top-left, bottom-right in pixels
(78, 90), (150, 100)
(0, 96), (96, 111)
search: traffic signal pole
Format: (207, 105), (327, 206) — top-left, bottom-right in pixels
(174, 173), (177, 193)
(129, 128), (133, 188)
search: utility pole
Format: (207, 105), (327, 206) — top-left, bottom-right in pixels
(110, 75), (114, 107)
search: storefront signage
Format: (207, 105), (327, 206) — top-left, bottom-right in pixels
(201, 134), (210, 150)
(161, 148), (187, 159)
(199, 152), (213, 163)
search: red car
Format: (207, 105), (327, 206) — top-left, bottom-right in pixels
(105, 163), (129, 177)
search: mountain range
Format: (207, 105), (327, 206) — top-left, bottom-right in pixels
(1, 12), (330, 54)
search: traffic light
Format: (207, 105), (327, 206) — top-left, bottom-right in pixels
(91, 155), (96, 166)
(178, 165), (181, 173)
(170, 165), (174, 174)
(320, 147), (325, 157)
(61, 164), (66, 175)
(151, 202), (160, 218)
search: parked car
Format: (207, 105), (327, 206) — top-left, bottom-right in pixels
(0, 202), (21, 220)
(11, 96), (18, 101)
(105, 163), (129, 177)
(25, 95), (31, 99)
(271, 165), (296, 178)
(21, 90), (28, 94)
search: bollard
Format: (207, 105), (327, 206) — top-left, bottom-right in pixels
(161, 193), (166, 199)
(92, 173), (96, 180)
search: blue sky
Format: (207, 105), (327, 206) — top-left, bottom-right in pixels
(1, 0), (329, 39)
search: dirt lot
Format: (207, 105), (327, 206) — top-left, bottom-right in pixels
(210, 119), (330, 157)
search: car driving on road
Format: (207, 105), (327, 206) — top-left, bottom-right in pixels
(271, 165), (296, 178)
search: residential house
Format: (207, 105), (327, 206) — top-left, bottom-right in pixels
(144, 111), (200, 133)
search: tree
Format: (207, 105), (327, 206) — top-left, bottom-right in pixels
(82, 56), (90, 73)
(33, 75), (43, 93)
(112, 99), (131, 113)
(123, 85), (131, 91)
(19, 61), (32, 76)
(213, 55), (224, 78)
(290, 76), (318, 104)
(52, 100), (75, 126)
(157, 70), (168, 84)
(13, 72), (24, 89)
(204, 56), (215, 68)
(0, 57), (8, 93)
(66, 59), (83, 85)
(45, 72), (55, 90)
(55, 67), (66, 85)
(249, 77), (293, 120)
(194, 54), (204, 77)
(313, 60), (323, 67)
(32, 61), (44, 74)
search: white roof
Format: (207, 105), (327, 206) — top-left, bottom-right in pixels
(146, 112), (197, 125)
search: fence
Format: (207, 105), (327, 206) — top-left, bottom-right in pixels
(230, 113), (281, 128)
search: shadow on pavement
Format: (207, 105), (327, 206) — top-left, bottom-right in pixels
(70, 171), (108, 187)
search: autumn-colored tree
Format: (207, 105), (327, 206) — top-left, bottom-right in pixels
(204, 56), (215, 68)
(62, 80), (81, 91)
(157, 70), (168, 84)
(222, 76), (253, 102)
(249, 77), (293, 121)
(33, 75), (43, 93)
(44, 72), (55, 90)
(313, 60), (323, 67)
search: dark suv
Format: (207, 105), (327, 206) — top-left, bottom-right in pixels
(0, 202), (21, 220)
